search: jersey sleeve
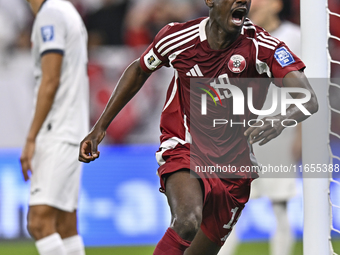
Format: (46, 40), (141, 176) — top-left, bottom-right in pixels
(140, 24), (174, 72)
(257, 32), (305, 87)
(36, 8), (66, 56)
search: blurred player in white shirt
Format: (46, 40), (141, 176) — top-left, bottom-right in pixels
(20, 0), (89, 254)
(219, 0), (300, 255)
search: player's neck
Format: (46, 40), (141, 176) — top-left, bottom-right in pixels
(205, 20), (241, 50)
(29, 0), (46, 15)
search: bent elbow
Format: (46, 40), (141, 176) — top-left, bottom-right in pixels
(309, 96), (319, 115)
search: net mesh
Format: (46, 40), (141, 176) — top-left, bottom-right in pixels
(327, 2), (340, 255)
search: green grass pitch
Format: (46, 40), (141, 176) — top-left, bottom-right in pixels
(1, 240), (340, 254)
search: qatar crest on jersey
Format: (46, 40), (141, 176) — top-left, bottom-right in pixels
(228, 55), (246, 73)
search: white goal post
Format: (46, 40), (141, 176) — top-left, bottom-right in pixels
(301, 0), (332, 254)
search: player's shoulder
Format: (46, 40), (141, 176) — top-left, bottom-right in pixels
(243, 19), (283, 51)
(170, 17), (206, 30)
(36, 1), (63, 20)
(43, 0), (74, 9)
(37, 0), (75, 20)
(155, 17), (206, 40)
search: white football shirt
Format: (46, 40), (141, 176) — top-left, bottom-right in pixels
(31, 0), (89, 144)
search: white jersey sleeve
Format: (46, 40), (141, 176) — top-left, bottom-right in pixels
(35, 8), (66, 55)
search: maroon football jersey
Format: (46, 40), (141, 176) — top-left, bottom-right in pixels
(140, 17), (305, 179)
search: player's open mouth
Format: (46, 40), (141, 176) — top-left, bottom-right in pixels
(231, 8), (247, 26)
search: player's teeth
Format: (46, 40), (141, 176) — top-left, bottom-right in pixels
(232, 19), (241, 25)
(232, 16), (243, 26)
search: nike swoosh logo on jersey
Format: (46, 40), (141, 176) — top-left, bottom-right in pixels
(31, 188), (41, 195)
(186, 64), (203, 77)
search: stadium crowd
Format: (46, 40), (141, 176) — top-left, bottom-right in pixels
(1, 0), (339, 146)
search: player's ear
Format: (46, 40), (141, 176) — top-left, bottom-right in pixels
(205, 0), (214, 8)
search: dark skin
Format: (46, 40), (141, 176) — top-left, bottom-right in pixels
(79, 0), (318, 254)
(78, 60), (150, 162)
(205, 0), (251, 50)
(245, 70), (318, 146)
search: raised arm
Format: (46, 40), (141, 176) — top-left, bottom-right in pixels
(244, 70), (318, 145)
(79, 59), (151, 163)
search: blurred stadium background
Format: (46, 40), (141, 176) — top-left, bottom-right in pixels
(1, 0), (340, 254)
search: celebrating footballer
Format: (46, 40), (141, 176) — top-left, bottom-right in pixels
(79, 0), (318, 254)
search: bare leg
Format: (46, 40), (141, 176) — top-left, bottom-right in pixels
(56, 210), (78, 239)
(153, 170), (204, 255)
(165, 170), (204, 241)
(27, 205), (59, 240)
(217, 227), (240, 255)
(155, 170), (224, 255)
(27, 205), (68, 255)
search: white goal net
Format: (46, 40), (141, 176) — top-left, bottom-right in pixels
(302, 0), (340, 254)
(328, 3), (340, 255)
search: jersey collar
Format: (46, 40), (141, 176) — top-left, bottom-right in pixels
(199, 17), (244, 52)
(199, 18), (209, 42)
(199, 17), (246, 41)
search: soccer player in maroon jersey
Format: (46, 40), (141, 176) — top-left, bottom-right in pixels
(79, 0), (318, 254)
